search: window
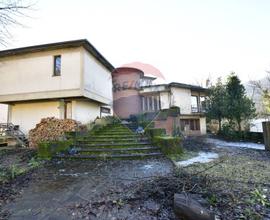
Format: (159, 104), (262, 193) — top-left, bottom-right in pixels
(180, 119), (200, 131)
(149, 96), (153, 110)
(141, 95), (160, 112)
(200, 96), (206, 112)
(191, 96), (198, 112)
(142, 96), (145, 111)
(53, 55), (61, 76)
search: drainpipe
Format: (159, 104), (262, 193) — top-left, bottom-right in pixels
(198, 91), (201, 112)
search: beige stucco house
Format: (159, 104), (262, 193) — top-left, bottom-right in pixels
(0, 39), (114, 134)
(0, 104), (8, 123)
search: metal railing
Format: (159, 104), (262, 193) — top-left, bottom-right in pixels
(191, 106), (206, 113)
(0, 123), (28, 147)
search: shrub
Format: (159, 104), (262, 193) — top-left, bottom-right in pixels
(86, 116), (121, 134)
(220, 122), (239, 139)
(89, 124), (106, 135)
(153, 136), (183, 155)
(65, 131), (77, 139)
(145, 128), (166, 139)
(130, 113), (156, 128)
(38, 140), (73, 159)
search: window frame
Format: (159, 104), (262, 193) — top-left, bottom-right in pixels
(53, 55), (61, 76)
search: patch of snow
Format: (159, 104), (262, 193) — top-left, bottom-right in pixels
(206, 138), (265, 150)
(143, 164), (154, 170)
(59, 171), (90, 177)
(176, 152), (219, 167)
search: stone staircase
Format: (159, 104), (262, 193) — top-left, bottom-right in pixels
(57, 123), (162, 159)
(0, 123), (28, 147)
(125, 122), (138, 132)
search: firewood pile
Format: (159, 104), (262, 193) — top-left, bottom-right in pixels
(28, 117), (79, 148)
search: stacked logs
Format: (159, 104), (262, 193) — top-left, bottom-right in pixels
(28, 117), (79, 148)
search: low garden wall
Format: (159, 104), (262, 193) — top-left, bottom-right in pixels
(145, 128), (183, 157)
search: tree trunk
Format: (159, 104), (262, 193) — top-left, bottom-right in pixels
(237, 120), (242, 132)
(263, 122), (270, 151)
(218, 117), (222, 134)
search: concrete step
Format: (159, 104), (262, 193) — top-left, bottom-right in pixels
(77, 137), (149, 143)
(77, 140), (147, 145)
(75, 146), (160, 153)
(99, 128), (131, 131)
(77, 142), (151, 148)
(86, 134), (142, 139)
(97, 131), (133, 135)
(55, 152), (163, 160)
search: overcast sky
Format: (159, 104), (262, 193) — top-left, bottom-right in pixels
(3, 0), (270, 85)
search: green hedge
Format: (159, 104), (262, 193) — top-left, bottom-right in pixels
(38, 140), (73, 159)
(145, 128), (166, 139)
(153, 136), (183, 155)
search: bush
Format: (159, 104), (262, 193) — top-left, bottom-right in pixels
(219, 122), (264, 143)
(86, 116), (121, 134)
(103, 116), (121, 125)
(220, 122), (239, 139)
(153, 136), (183, 155)
(130, 113), (156, 128)
(38, 140), (73, 159)
(145, 128), (166, 139)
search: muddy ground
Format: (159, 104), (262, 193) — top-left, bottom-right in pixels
(1, 137), (270, 220)
(0, 148), (37, 219)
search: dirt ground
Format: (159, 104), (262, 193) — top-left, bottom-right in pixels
(1, 137), (270, 220)
(0, 148), (37, 219)
(1, 157), (174, 220)
(180, 137), (270, 219)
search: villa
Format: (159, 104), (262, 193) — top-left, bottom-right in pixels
(0, 40), (207, 137)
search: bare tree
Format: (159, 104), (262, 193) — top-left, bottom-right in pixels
(248, 72), (270, 118)
(0, 0), (34, 45)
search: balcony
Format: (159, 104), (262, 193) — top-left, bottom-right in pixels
(191, 105), (206, 113)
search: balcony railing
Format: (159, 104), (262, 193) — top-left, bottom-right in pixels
(191, 106), (206, 113)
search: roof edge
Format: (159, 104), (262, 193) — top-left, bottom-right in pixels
(141, 82), (208, 91)
(0, 39), (115, 72)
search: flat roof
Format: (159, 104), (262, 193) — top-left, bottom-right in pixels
(0, 39), (115, 72)
(141, 82), (208, 92)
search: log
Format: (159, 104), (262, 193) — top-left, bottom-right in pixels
(174, 193), (215, 220)
(28, 117), (80, 148)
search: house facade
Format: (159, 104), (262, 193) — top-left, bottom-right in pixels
(0, 40), (207, 136)
(112, 67), (207, 135)
(0, 40), (114, 134)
